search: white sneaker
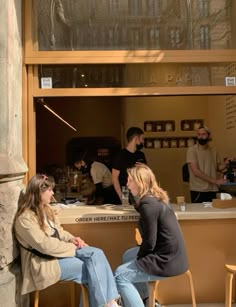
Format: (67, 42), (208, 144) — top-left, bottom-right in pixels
(107, 302), (122, 307)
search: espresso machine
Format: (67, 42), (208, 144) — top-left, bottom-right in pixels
(224, 160), (236, 183)
(220, 160), (236, 196)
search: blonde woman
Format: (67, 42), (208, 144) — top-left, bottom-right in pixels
(15, 174), (120, 307)
(114, 165), (188, 307)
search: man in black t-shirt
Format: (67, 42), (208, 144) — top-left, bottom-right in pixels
(112, 127), (147, 203)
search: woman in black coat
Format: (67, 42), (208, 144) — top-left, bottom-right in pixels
(114, 164), (188, 307)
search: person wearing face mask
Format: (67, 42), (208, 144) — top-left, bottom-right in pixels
(74, 155), (96, 204)
(74, 151), (120, 205)
(112, 127), (147, 204)
(186, 126), (231, 203)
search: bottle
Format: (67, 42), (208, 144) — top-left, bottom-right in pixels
(121, 186), (129, 206)
(180, 201), (186, 212)
(176, 196), (186, 212)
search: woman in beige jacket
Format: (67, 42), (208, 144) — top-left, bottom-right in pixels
(15, 174), (120, 307)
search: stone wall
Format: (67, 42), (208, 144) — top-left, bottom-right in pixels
(0, 1), (28, 306)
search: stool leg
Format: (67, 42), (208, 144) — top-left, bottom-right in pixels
(185, 270), (196, 307)
(80, 284), (89, 307)
(69, 282), (76, 307)
(148, 281), (159, 307)
(225, 271), (234, 307)
(34, 290), (39, 307)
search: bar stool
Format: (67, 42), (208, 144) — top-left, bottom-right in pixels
(33, 281), (89, 307)
(225, 260), (236, 307)
(148, 269), (196, 307)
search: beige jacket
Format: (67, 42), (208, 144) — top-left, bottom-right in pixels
(15, 209), (76, 294)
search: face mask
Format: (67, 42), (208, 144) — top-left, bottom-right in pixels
(136, 143), (144, 151)
(197, 138), (209, 145)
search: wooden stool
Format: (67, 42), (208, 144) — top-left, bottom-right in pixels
(225, 262), (236, 307)
(33, 281), (89, 307)
(148, 269), (196, 307)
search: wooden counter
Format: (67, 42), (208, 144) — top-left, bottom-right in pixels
(35, 203), (236, 306)
(57, 203), (236, 223)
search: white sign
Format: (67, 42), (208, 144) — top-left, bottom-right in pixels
(225, 77), (236, 86)
(41, 77), (52, 89)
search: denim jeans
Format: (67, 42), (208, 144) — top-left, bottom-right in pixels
(114, 247), (165, 307)
(58, 246), (119, 307)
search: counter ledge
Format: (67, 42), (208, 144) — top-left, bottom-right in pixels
(57, 203), (236, 224)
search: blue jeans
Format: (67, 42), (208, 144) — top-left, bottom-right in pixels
(114, 247), (164, 307)
(58, 246), (119, 307)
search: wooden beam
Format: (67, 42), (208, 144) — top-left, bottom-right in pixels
(25, 50), (236, 64)
(33, 86), (236, 97)
(27, 65), (36, 178)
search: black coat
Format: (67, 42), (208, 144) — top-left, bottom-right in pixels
(136, 196), (188, 277)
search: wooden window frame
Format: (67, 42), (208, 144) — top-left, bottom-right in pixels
(23, 0), (236, 180)
(24, 0), (236, 66)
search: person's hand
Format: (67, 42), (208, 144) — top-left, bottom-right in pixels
(71, 237), (88, 248)
(215, 177), (228, 185)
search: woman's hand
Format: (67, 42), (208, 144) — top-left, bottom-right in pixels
(71, 237), (88, 248)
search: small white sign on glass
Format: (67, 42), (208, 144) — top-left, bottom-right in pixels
(41, 77), (52, 89)
(225, 77), (236, 86)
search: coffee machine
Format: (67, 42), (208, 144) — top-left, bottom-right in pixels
(224, 160), (236, 183)
(220, 160), (236, 196)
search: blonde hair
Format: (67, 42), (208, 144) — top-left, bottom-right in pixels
(127, 164), (169, 204)
(16, 174), (55, 231)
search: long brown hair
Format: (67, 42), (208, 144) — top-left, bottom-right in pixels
(127, 164), (169, 204)
(16, 174), (55, 231)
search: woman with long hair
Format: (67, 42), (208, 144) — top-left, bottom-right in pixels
(15, 174), (120, 307)
(114, 164), (188, 307)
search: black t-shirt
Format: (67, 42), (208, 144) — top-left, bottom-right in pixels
(112, 148), (147, 186)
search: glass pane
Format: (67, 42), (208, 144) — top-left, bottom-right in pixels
(32, 0), (236, 51)
(38, 63), (236, 88)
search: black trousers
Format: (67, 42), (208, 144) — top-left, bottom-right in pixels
(190, 190), (217, 203)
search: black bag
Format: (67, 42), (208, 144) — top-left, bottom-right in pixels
(18, 228), (60, 260)
(182, 163), (189, 182)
